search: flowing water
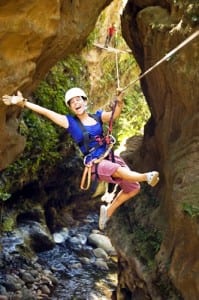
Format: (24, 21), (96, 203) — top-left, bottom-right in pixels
(37, 213), (117, 299)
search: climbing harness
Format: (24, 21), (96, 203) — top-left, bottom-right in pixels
(80, 102), (117, 191)
(115, 47), (120, 89)
(75, 113), (102, 155)
(80, 142), (115, 190)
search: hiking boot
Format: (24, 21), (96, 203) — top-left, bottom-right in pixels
(146, 171), (159, 187)
(99, 205), (109, 230)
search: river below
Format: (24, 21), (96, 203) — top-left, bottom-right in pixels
(37, 212), (117, 299)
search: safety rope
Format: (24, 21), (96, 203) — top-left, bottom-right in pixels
(120, 30), (199, 92)
(115, 31), (120, 89)
(115, 50), (120, 89)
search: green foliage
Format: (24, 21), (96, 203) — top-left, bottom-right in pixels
(132, 224), (162, 268)
(1, 111), (61, 186)
(86, 26), (101, 50)
(1, 216), (15, 232)
(87, 9), (107, 50)
(23, 112), (59, 156)
(116, 85), (150, 143)
(0, 192), (11, 201)
(100, 55), (117, 90)
(115, 54), (150, 142)
(182, 202), (199, 218)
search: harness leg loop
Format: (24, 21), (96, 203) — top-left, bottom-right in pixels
(80, 165), (92, 190)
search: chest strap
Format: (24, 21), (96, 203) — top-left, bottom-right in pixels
(75, 114), (102, 154)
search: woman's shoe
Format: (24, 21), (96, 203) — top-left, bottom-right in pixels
(99, 205), (109, 230)
(146, 171), (159, 187)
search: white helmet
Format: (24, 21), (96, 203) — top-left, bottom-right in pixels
(64, 87), (87, 106)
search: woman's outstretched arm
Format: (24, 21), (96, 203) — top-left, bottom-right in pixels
(24, 101), (68, 129)
(2, 91), (69, 129)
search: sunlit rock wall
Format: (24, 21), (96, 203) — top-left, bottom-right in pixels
(0, 0), (111, 170)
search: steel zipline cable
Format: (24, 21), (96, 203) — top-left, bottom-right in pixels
(120, 30), (199, 93)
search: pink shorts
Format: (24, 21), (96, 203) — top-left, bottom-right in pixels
(92, 155), (140, 193)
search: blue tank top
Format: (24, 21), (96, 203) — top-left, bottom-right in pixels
(66, 110), (107, 162)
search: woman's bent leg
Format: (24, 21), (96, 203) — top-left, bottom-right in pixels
(99, 187), (140, 230)
(112, 167), (159, 187)
(107, 188), (140, 217)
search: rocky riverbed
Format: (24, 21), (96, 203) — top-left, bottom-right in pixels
(0, 212), (118, 300)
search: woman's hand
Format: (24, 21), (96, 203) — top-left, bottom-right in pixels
(116, 87), (124, 102)
(2, 91), (26, 107)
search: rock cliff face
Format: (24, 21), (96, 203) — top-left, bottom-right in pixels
(0, 0), (198, 299)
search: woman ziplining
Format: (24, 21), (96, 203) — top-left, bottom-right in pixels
(1, 30), (198, 230)
(2, 88), (159, 230)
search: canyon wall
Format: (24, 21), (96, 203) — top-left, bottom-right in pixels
(109, 1), (198, 299)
